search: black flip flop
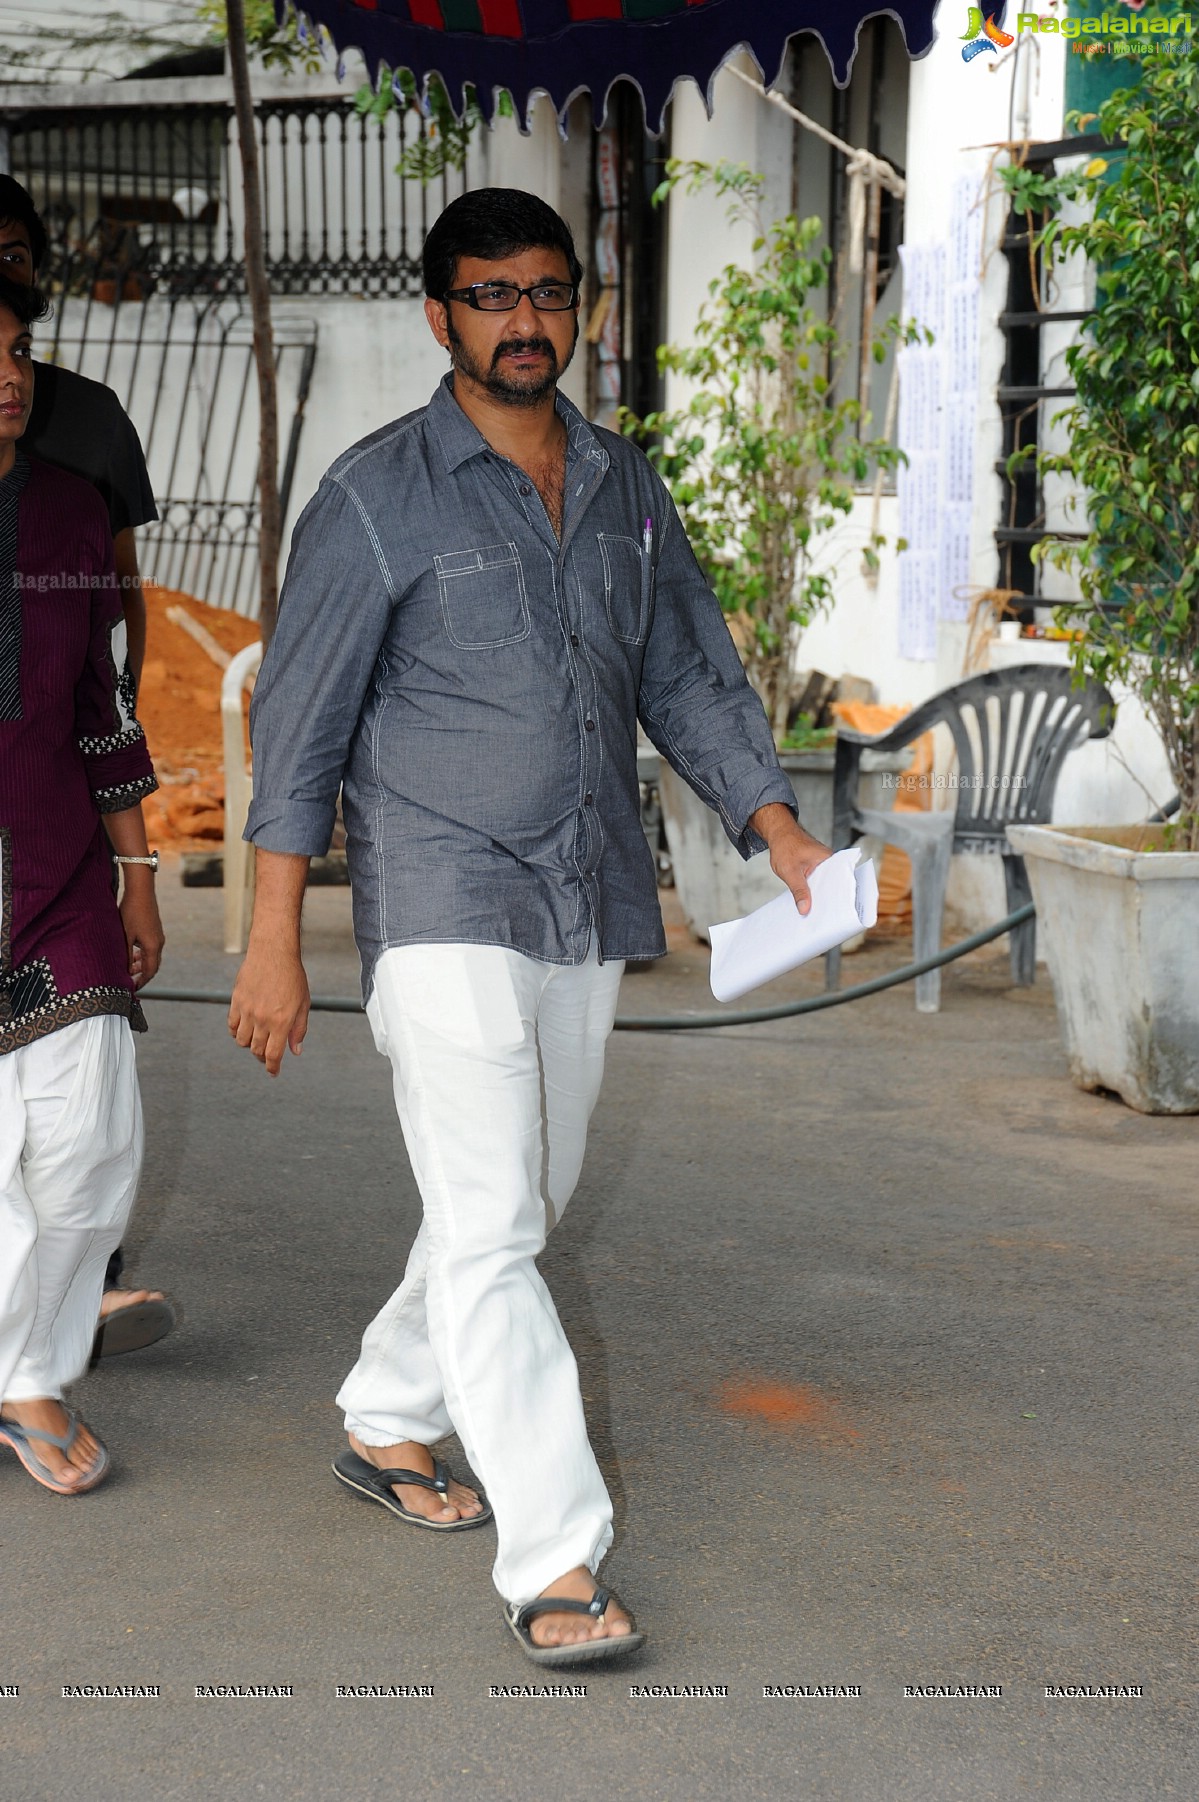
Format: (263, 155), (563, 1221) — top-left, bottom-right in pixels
(504, 1586), (646, 1667)
(91, 1295), (176, 1361)
(332, 1449), (492, 1531)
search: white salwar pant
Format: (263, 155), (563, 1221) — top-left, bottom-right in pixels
(337, 939), (625, 1606)
(0, 1014), (143, 1404)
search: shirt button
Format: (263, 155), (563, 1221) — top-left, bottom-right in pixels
(570, 633), (580, 647)
(520, 483), (532, 495)
(585, 792), (594, 805)
(585, 718), (596, 732)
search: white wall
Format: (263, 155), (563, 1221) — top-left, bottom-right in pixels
(663, 58), (928, 698)
(916, 23), (1069, 690)
(277, 295), (452, 531)
(0, 0), (193, 84)
(647, 25), (1175, 935)
(904, 29), (1176, 926)
(664, 58), (792, 340)
(662, 24), (1071, 702)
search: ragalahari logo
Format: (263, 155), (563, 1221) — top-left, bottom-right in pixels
(962, 7), (1016, 60)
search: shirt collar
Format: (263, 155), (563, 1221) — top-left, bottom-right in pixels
(428, 372), (609, 477)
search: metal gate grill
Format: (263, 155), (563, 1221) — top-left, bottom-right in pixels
(45, 292), (316, 616)
(7, 92), (468, 615)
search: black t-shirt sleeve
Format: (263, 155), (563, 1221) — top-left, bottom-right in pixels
(24, 363), (159, 537)
(102, 400), (158, 535)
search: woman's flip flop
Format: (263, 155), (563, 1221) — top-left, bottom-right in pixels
(0, 1407), (110, 1495)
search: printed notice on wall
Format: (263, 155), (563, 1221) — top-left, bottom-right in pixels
(896, 173), (985, 658)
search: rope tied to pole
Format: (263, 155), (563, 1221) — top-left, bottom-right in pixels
(725, 64), (906, 199)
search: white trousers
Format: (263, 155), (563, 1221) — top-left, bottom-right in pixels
(337, 940), (625, 1606)
(0, 1015), (143, 1404)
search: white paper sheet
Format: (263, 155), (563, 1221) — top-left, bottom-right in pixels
(937, 502), (974, 623)
(899, 243), (946, 342)
(708, 849), (880, 1004)
(898, 549), (938, 662)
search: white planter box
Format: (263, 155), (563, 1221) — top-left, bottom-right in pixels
(658, 749), (906, 942)
(1007, 824), (1199, 1115)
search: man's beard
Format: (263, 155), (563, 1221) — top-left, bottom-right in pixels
(446, 314), (578, 408)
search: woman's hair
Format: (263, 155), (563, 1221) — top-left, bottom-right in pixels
(0, 272), (51, 328)
(422, 188), (583, 300)
(0, 176), (48, 273)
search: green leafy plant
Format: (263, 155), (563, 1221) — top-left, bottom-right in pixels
(621, 159), (913, 740)
(354, 67), (513, 186)
(198, 0), (324, 74)
(777, 713), (837, 755)
(999, 44), (1199, 850)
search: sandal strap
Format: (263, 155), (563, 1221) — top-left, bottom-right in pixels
(513, 1587), (611, 1631)
(0, 1408), (78, 1454)
(372, 1458), (449, 1496)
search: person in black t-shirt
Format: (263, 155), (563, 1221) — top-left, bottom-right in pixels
(0, 176), (174, 1360)
(0, 181), (158, 679)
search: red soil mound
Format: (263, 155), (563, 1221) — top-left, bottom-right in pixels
(137, 584), (259, 851)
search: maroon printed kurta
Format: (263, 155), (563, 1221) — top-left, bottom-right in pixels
(0, 452), (157, 1054)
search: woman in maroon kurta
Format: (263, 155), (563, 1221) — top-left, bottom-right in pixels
(0, 276), (164, 1494)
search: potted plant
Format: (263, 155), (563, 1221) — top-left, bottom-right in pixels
(622, 159), (913, 935)
(1002, 42), (1199, 1112)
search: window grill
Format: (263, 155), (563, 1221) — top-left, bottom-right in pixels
(9, 98), (465, 300)
(799, 20), (908, 449)
(586, 84), (668, 430)
(995, 135), (1106, 618)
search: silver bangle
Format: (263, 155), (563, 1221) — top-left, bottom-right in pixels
(113, 851), (160, 873)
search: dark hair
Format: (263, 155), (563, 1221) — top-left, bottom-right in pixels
(422, 187), (583, 300)
(0, 272), (51, 328)
(0, 176), (48, 273)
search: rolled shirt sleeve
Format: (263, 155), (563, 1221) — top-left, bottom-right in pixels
(246, 476), (396, 857)
(637, 485), (798, 858)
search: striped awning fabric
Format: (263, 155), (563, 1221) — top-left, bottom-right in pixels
(286, 0), (940, 128)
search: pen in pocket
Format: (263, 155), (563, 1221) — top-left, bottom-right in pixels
(643, 516), (653, 557)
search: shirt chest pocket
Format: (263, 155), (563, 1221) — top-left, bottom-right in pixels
(598, 533), (653, 646)
(434, 542), (530, 650)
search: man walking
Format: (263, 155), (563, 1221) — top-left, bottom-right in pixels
(230, 188), (829, 1665)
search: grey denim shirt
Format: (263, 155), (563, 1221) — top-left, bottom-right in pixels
(246, 374), (797, 996)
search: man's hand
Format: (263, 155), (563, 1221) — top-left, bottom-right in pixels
(228, 849), (312, 1077)
(229, 943), (311, 1077)
(748, 802), (833, 916)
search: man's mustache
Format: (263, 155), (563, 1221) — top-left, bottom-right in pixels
(492, 337), (556, 368)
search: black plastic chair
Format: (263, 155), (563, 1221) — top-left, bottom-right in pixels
(827, 665), (1116, 1011)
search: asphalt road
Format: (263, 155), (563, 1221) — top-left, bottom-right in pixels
(2, 864), (1195, 1801)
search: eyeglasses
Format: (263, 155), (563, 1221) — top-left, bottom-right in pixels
(443, 281), (579, 313)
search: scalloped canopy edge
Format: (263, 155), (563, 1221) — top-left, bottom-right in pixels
(278, 2), (939, 135)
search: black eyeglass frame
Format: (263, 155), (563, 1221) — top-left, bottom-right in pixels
(442, 280), (581, 313)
